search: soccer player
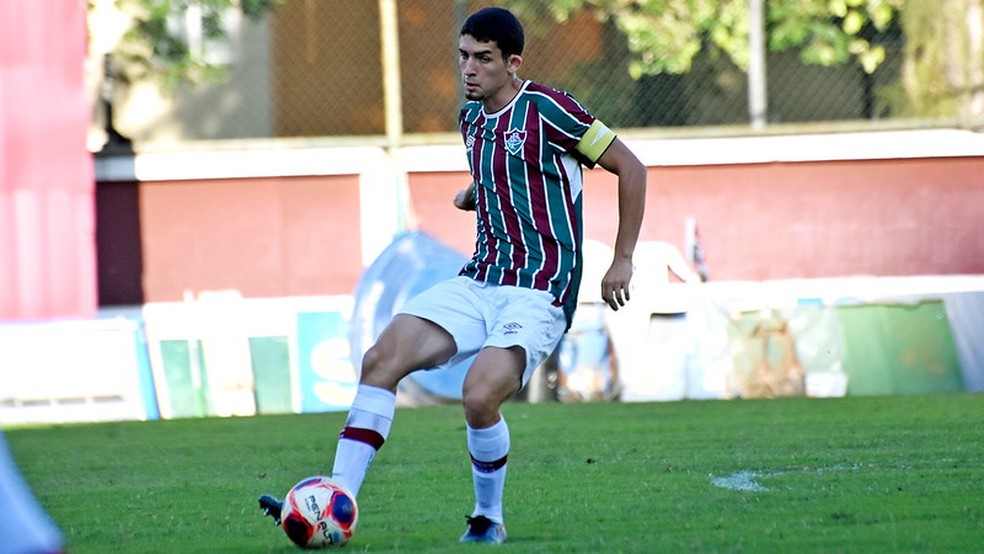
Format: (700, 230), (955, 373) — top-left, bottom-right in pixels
(261, 6), (646, 545)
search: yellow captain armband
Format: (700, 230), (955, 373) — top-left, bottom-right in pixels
(575, 119), (617, 163)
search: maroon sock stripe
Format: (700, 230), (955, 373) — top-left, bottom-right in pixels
(339, 426), (386, 450)
(470, 453), (508, 474)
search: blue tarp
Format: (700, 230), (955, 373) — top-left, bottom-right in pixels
(348, 232), (473, 402)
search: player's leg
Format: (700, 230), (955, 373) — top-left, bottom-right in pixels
(459, 346), (523, 544)
(260, 312), (458, 525)
(460, 286), (567, 544)
(332, 314), (457, 497)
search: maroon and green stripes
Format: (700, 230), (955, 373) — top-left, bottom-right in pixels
(457, 80), (603, 324)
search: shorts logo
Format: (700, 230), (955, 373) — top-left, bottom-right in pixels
(504, 129), (526, 156)
(503, 322), (523, 335)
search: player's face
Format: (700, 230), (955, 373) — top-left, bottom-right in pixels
(459, 34), (520, 109)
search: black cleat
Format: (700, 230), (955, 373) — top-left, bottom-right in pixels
(258, 494), (284, 525)
(460, 515), (507, 544)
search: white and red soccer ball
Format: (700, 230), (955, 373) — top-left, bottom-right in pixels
(281, 476), (359, 549)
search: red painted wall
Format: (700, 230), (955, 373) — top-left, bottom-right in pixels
(0, 0), (95, 320)
(97, 154), (982, 305)
(138, 175), (362, 302)
(408, 156), (984, 281)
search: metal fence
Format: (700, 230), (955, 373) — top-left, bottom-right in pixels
(101, 0), (979, 146)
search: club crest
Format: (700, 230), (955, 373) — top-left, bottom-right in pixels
(504, 129), (526, 155)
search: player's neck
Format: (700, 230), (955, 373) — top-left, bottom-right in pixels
(483, 77), (525, 114)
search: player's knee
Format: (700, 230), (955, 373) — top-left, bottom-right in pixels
(461, 384), (489, 413)
(360, 344), (384, 375)
(461, 396), (493, 428)
(461, 382), (504, 427)
(360, 344), (401, 388)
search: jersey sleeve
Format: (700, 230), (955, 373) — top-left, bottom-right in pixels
(533, 84), (616, 168)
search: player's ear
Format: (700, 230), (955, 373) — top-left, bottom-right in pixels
(507, 54), (522, 74)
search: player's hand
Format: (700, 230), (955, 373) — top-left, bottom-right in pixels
(454, 183), (477, 211)
(601, 256), (633, 311)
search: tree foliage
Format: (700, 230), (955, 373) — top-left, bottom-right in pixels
(506, 0), (902, 78)
(112, 0), (280, 89)
(890, 0), (984, 119)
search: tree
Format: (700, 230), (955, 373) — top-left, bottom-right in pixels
(111, 0), (281, 89)
(506, 0), (901, 78)
(891, 0), (984, 119)
(508, 0), (984, 123)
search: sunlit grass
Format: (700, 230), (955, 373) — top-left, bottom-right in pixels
(6, 394), (983, 553)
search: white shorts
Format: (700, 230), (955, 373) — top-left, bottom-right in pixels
(398, 276), (567, 387)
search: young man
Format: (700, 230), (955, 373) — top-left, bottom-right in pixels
(261, 6), (646, 545)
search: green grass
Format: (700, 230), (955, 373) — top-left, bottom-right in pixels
(6, 394), (984, 553)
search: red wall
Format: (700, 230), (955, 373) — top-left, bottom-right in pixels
(408, 156), (984, 281)
(0, 1), (95, 320)
(643, 158), (984, 280)
(96, 154), (983, 305)
(138, 175), (362, 302)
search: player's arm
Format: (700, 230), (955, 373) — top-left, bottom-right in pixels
(454, 181), (477, 211)
(594, 137), (647, 311)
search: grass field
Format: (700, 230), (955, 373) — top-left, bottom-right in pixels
(5, 394), (983, 553)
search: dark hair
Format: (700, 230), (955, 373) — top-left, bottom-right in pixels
(460, 7), (524, 58)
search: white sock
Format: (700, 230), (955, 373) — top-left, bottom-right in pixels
(467, 418), (510, 525)
(331, 384), (396, 498)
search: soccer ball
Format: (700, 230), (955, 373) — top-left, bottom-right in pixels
(281, 476), (359, 549)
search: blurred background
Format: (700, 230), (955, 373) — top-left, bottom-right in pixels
(87, 0), (981, 146)
(2, 0), (983, 424)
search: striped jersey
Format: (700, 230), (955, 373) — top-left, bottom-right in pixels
(457, 80), (616, 326)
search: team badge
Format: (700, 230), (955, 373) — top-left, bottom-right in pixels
(504, 129), (526, 156)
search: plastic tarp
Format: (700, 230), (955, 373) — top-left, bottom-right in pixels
(940, 292), (984, 392)
(836, 301), (964, 396)
(348, 232), (471, 402)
